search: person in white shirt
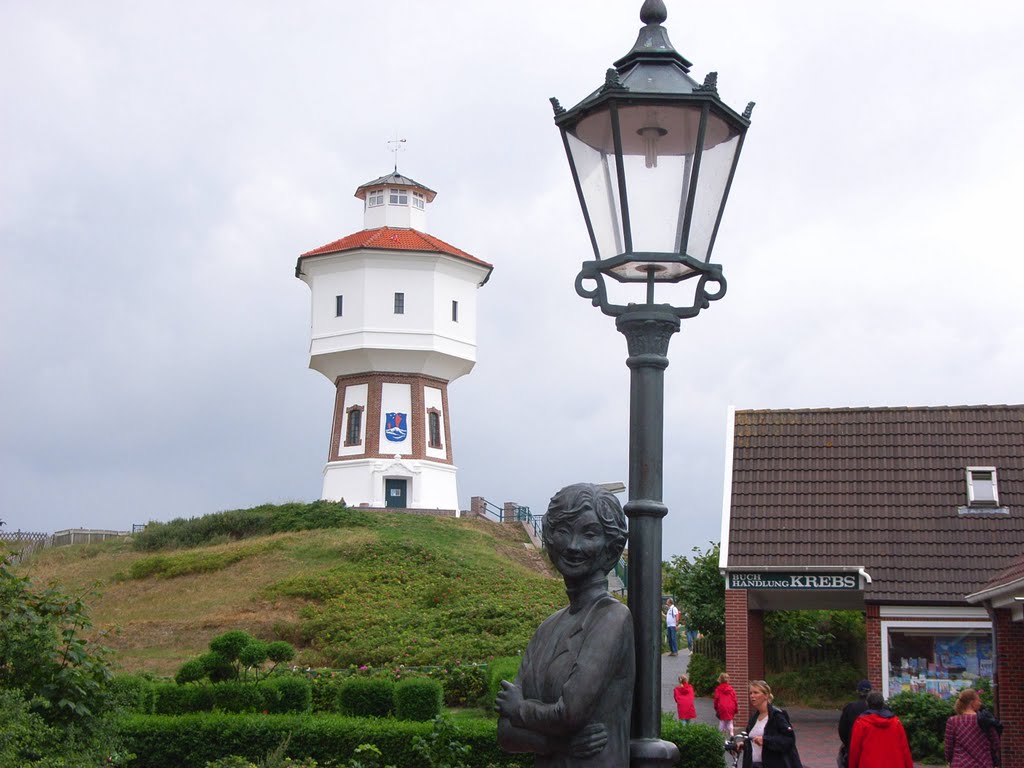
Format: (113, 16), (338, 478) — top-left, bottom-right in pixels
(664, 598), (680, 656)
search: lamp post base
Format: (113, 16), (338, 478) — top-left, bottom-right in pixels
(631, 737), (681, 768)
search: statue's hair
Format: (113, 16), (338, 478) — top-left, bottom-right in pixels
(541, 483), (627, 570)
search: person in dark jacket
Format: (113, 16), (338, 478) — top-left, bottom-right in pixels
(837, 680), (872, 768)
(739, 680), (802, 768)
(849, 692), (913, 768)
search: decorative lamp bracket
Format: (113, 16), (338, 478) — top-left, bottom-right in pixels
(574, 256), (726, 319)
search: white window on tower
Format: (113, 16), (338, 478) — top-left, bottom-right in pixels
(412, 191), (425, 210)
(367, 189), (384, 207)
(389, 188), (408, 205)
(965, 467), (999, 507)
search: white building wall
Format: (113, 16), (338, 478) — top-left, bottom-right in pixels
(322, 457), (459, 513)
(424, 386), (446, 461)
(378, 382), (412, 455)
(337, 383), (368, 457)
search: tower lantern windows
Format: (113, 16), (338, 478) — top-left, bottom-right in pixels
(389, 188), (408, 206)
(367, 189), (384, 208)
(412, 191), (425, 210)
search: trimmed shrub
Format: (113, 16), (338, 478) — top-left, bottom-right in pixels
(487, 656), (522, 705)
(426, 663), (489, 708)
(153, 682), (215, 715)
(109, 674), (155, 713)
(262, 676), (312, 714)
(339, 677), (395, 718)
(176, 658), (208, 685)
(889, 691), (954, 761)
(684, 651), (720, 696)
(394, 678), (443, 721)
(662, 717), (727, 768)
(118, 712), (532, 768)
(210, 681), (264, 713)
(310, 675), (345, 712)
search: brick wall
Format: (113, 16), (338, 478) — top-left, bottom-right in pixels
(865, 604), (882, 691)
(725, 589), (751, 723)
(994, 609), (1023, 768)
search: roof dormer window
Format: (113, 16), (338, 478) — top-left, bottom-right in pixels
(389, 188), (408, 206)
(412, 191), (425, 210)
(367, 189), (384, 208)
(966, 467), (999, 508)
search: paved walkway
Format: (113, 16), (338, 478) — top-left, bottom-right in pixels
(661, 651), (925, 768)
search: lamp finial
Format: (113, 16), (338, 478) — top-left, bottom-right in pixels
(640, 0), (667, 26)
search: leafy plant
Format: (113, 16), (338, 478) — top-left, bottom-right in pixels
(412, 716), (472, 768)
(177, 631), (297, 683)
(683, 652), (720, 696)
(662, 543), (724, 638)
(888, 691), (955, 761)
(0, 557), (113, 725)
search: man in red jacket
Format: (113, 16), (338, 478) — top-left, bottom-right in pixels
(849, 692), (913, 768)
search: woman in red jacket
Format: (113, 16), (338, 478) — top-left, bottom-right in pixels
(673, 674), (696, 724)
(714, 672), (739, 736)
(849, 692), (913, 768)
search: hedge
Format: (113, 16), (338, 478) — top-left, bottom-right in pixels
(683, 651), (720, 696)
(148, 678), (312, 715)
(394, 678), (443, 721)
(118, 713), (532, 768)
(487, 656), (522, 705)
(338, 677), (394, 718)
(119, 712), (726, 768)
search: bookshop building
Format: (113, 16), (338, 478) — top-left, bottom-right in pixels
(719, 405), (1024, 767)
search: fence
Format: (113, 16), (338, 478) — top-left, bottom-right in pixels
(2, 528), (132, 565)
(693, 634), (863, 671)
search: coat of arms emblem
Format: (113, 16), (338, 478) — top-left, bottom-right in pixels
(385, 412), (408, 442)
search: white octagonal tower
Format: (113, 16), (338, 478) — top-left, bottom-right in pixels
(296, 172), (492, 514)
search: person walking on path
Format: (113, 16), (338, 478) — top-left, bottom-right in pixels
(837, 679), (872, 768)
(664, 598), (680, 656)
(714, 672), (739, 736)
(848, 692), (913, 768)
(945, 688), (1000, 768)
(738, 680), (803, 768)
(673, 674), (696, 725)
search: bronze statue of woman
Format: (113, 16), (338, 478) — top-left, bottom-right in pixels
(496, 483), (634, 767)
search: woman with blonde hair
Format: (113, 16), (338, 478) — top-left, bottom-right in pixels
(737, 680), (802, 768)
(944, 688), (1000, 768)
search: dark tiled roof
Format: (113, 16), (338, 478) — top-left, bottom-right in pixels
(970, 552), (1024, 597)
(725, 405), (1024, 604)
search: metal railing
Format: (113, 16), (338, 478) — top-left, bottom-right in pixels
(477, 497), (505, 522)
(512, 505), (542, 541)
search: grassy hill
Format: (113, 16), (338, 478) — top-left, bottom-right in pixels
(14, 504), (565, 677)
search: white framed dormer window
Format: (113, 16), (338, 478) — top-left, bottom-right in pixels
(966, 467), (999, 508)
(412, 191), (425, 210)
(389, 188), (408, 206)
(367, 189), (384, 207)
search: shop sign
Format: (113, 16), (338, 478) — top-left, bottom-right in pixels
(728, 572), (860, 590)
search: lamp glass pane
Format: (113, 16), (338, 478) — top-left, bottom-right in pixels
(685, 126), (740, 262)
(566, 125), (624, 261)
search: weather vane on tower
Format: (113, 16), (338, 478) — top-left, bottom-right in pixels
(387, 136), (406, 172)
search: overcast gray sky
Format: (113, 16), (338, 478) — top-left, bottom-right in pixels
(2, 1), (1023, 559)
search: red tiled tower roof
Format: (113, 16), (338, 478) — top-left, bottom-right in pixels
(298, 227), (492, 273)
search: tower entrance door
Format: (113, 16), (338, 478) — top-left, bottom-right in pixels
(385, 479), (408, 508)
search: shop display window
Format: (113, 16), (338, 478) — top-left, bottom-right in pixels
(887, 627), (993, 699)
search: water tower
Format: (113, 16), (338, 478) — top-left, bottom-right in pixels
(295, 171), (492, 513)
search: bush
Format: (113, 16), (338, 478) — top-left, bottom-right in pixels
(662, 716), (727, 768)
(338, 678), (395, 718)
(109, 674), (155, 713)
(310, 675), (344, 712)
(768, 660), (863, 708)
(210, 682), (265, 713)
(262, 676), (312, 714)
(118, 712), (532, 768)
(889, 691), (954, 761)
(395, 678), (443, 721)
(684, 652), (720, 696)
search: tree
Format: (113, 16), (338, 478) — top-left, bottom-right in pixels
(0, 557), (112, 724)
(663, 542), (725, 638)
(176, 630), (296, 683)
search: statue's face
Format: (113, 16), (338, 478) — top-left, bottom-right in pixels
(547, 506), (607, 580)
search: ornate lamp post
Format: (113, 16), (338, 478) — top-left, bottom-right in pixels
(551, 2), (752, 765)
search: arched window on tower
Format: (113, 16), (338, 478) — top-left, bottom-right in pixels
(345, 406), (364, 446)
(428, 410), (443, 449)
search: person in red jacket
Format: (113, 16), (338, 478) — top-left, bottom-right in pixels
(674, 673), (697, 724)
(714, 672), (739, 736)
(849, 692), (913, 768)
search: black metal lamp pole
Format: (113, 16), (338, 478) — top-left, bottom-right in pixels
(551, 2), (752, 766)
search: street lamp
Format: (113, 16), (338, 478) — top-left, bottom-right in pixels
(551, 2), (752, 766)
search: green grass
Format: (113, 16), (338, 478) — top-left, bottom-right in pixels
(16, 503), (563, 676)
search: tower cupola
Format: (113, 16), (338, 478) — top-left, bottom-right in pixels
(354, 172), (436, 232)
